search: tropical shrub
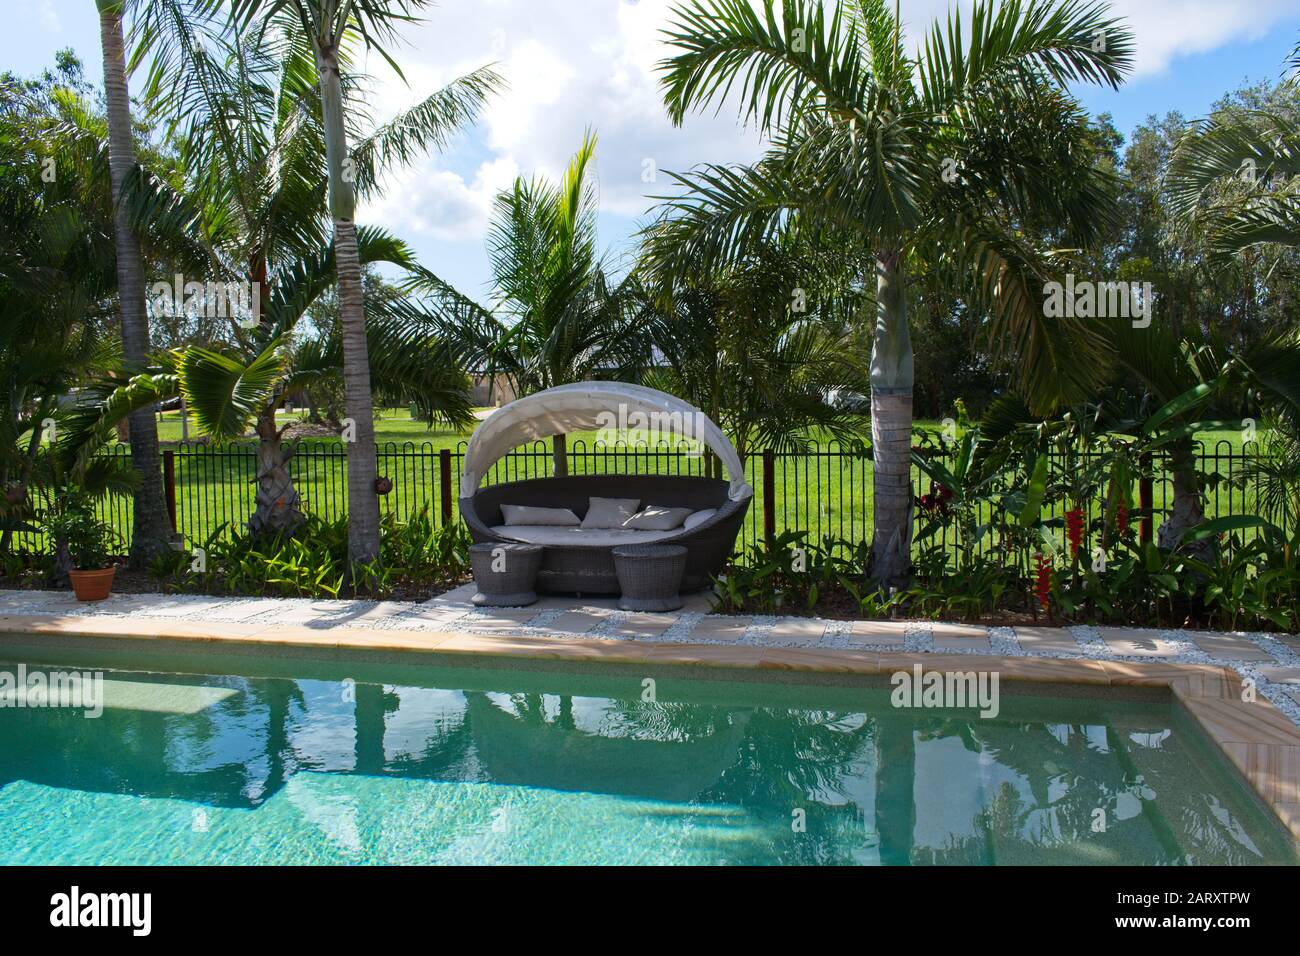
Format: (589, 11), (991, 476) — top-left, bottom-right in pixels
(719, 517), (1296, 631)
(716, 409), (1300, 630)
(714, 530), (898, 617)
(149, 510), (471, 600)
(44, 497), (119, 577)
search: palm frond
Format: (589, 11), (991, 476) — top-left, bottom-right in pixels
(946, 217), (1112, 413)
(178, 341), (286, 440)
(262, 225), (417, 337)
(1168, 110), (1300, 215)
(918, 0), (1133, 113)
(58, 369), (181, 475)
(349, 64), (504, 199)
(659, 0), (873, 130)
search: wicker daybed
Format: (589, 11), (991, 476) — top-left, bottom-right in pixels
(458, 383), (753, 595)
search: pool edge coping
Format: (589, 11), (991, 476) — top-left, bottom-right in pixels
(2, 611), (1298, 845)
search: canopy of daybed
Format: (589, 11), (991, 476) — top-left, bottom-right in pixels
(460, 382), (753, 501)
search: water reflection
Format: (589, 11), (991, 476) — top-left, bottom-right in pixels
(0, 664), (1293, 865)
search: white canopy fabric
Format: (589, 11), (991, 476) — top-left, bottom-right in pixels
(460, 382), (753, 501)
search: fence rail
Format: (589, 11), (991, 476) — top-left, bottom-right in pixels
(15, 439), (1283, 564)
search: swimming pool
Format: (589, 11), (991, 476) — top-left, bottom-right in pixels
(0, 649), (1294, 865)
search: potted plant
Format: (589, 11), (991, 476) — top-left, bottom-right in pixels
(46, 499), (120, 601)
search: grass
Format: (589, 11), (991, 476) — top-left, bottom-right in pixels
(150, 406), (480, 450)
(147, 405), (1256, 453)
(62, 407), (1266, 561)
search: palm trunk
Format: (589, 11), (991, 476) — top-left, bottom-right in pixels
(99, 4), (173, 566)
(261, 681), (292, 800)
(334, 218), (381, 563)
(316, 41), (381, 564)
(869, 251), (915, 587)
(552, 432), (568, 477)
(249, 407), (304, 537)
(1157, 437), (1209, 554)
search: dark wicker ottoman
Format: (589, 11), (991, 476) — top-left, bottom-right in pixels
(470, 542), (544, 607)
(612, 544), (688, 612)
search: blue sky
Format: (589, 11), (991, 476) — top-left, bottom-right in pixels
(5, 1), (1298, 299)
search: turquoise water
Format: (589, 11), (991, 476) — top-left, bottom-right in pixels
(0, 650), (1295, 865)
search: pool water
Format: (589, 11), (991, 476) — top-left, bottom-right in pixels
(0, 651), (1295, 865)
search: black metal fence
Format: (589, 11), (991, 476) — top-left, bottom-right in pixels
(28, 438), (1278, 565)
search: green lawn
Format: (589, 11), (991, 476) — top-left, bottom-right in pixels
(66, 407), (1263, 561)
(150, 406), (481, 450)
(146, 406), (1256, 453)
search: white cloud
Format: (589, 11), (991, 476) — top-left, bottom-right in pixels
(356, 0), (765, 248)
(360, 156), (519, 243)
(19, 0), (61, 32)
(482, 38), (578, 160)
(1104, 0), (1297, 76)
(888, 1), (1297, 78)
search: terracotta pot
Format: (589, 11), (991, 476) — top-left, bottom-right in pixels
(69, 566), (116, 602)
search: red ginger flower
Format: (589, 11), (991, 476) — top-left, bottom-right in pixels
(1064, 507), (1084, 558)
(1115, 502), (1129, 535)
(1034, 553), (1052, 610)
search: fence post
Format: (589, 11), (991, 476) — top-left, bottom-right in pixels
(762, 450), (775, 544)
(163, 450), (177, 532)
(1139, 452), (1153, 545)
(439, 449), (453, 525)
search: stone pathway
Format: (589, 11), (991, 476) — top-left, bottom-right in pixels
(3, 585), (1299, 727)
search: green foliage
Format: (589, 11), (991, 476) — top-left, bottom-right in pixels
(714, 530), (898, 616)
(653, 0), (1131, 414)
(44, 498), (118, 571)
(638, 233), (871, 461)
(0, 549), (51, 585)
(901, 550), (1013, 620)
(150, 510), (470, 599)
(719, 404), (1300, 630)
(425, 133), (649, 406)
(719, 513), (1298, 631)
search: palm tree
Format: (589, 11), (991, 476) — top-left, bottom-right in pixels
(94, 0), (173, 565)
(639, 233), (872, 467)
(63, 10), (485, 538)
(0, 91), (115, 551)
(1167, 71), (1300, 262)
(1156, 50), (1300, 543)
(421, 133), (648, 475)
(653, 0), (1132, 583)
(229, 0), (500, 562)
(63, 236), (476, 538)
(123, 0), (498, 553)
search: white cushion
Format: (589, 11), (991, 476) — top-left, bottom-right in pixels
(580, 496), (640, 529)
(499, 504), (580, 526)
(683, 508), (718, 531)
(492, 525), (675, 547)
(623, 505), (692, 531)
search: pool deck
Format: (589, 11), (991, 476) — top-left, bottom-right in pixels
(2, 585), (1299, 841)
